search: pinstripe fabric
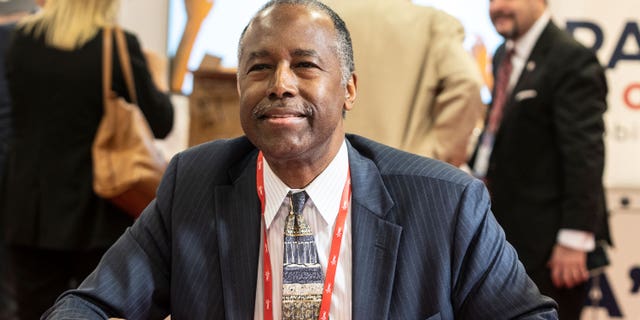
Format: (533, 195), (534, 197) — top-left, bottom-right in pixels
(43, 135), (557, 320)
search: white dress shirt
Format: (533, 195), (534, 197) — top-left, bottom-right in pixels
(254, 141), (352, 319)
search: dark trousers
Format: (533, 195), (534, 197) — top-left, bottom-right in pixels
(8, 246), (106, 320)
(530, 267), (589, 320)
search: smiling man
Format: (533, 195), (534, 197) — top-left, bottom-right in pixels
(43, 1), (557, 319)
(236, 3), (356, 190)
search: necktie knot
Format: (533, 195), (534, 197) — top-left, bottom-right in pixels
(505, 47), (515, 60)
(289, 191), (308, 216)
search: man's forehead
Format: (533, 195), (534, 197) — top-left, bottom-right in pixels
(239, 5), (336, 59)
(249, 3), (333, 34)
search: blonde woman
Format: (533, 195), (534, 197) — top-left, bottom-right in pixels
(4, 0), (173, 318)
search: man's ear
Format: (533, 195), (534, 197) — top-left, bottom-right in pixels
(344, 73), (357, 111)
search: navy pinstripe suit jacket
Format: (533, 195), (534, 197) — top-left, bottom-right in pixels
(44, 134), (557, 319)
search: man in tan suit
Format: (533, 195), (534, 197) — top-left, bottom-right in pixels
(323, 0), (483, 166)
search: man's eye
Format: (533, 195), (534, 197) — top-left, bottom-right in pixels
(295, 62), (318, 68)
(248, 64), (270, 73)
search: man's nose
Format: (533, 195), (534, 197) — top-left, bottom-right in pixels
(489, 0), (506, 11)
(267, 63), (297, 98)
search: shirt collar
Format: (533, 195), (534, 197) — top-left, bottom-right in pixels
(263, 140), (349, 228)
(507, 10), (551, 60)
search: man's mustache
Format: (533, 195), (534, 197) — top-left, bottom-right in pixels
(252, 100), (314, 119)
(492, 12), (515, 21)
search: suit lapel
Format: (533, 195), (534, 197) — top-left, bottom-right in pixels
(214, 152), (261, 318)
(509, 22), (555, 100)
(347, 142), (402, 319)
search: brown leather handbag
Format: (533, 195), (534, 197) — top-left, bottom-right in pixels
(92, 26), (167, 218)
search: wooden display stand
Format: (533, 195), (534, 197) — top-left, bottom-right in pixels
(188, 70), (243, 146)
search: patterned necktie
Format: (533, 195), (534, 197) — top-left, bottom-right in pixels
(487, 48), (515, 134)
(282, 191), (324, 320)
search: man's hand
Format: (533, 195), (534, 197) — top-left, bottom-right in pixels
(547, 244), (590, 288)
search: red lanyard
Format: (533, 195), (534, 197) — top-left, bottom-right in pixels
(256, 151), (351, 320)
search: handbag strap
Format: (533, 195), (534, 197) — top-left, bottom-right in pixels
(102, 26), (138, 104)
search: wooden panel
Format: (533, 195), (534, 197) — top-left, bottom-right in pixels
(188, 70), (243, 146)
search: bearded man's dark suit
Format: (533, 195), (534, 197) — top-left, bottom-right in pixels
(44, 135), (557, 319)
(471, 20), (611, 318)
